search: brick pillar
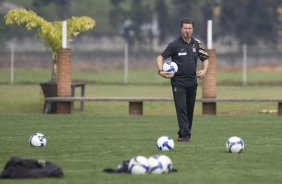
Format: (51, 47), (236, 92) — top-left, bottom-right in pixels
(202, 49), (217, 115)
(56, 49), (72, 114)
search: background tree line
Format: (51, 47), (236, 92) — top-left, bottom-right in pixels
(1, 0), (281, 47)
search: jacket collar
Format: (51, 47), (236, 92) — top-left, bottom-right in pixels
(179, 36), (195, 44)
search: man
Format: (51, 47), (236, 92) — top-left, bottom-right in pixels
(156, 18), (209, 142)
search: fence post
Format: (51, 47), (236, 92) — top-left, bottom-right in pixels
(124, 43), (128, 84)
(242, 43), (248, 86)
(10, 44), (14, 85)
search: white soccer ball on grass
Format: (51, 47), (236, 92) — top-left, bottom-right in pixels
(157, 155), (173, 173)
(29, 132), (47, 147)
(148, 155), (173, 174)
(128, 156), (149, 175)
(156, 136), (174, 151)
(148, 155), (164, 174)
(226, 136), (244, 153)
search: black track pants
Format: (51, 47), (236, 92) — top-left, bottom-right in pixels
(172, 84), (197, 138)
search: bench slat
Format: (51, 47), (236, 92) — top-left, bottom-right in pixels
(45, 97), (282, 103)
(201, 98), (282, 103)
(45, 97), (174, 102)
(44, 97), (282, 116)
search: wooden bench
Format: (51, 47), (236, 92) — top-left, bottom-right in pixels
(71, 83), (86, 111)
(201, 98), (282, 116)
(45, 97), (282, 116)
(40, 82), (86, 113)
(45, 97), (173, 115)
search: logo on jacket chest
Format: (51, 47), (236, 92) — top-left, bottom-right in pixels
(192, 44), (196, 52)
(178, 48), (187, 56)
(178, 46), (196, 56)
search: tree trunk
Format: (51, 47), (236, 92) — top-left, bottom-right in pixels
(40, 57), (57, 113)
(50, 58), (57, 83)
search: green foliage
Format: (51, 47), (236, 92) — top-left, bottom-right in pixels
(32, 0), (72, 20)
(156, 0), (169, 42)
(0, 14), (32, 44)
(109, 0), (154, 45)
(71, 0), (110, 33)
(4, 8), (95, 58)
(219, 0), (279, 44)
(2, 0), (281, 45)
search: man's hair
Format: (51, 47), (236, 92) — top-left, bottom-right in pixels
(180, 18), (194, 28)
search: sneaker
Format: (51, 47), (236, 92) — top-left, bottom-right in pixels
(177, 137), (190, 142)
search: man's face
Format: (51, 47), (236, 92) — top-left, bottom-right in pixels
(181, 23), (193, 39)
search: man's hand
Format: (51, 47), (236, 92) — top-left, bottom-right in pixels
(197, 59), (209, 79)
(159, 71), (174, 79)
(196, 69), (207, 79)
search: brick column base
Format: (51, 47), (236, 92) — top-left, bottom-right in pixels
(202, 49), (217, 115)
(56, 49), (72, 114)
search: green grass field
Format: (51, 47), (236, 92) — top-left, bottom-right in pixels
(1, 67), (282, 85)
(0, 114), (282, 184)
(1, 83), (281, 115)
(0, 68), (282, 183)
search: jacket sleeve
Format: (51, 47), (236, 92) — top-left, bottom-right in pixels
(161, 42), (175, 59)
(195, 39), (209, 61)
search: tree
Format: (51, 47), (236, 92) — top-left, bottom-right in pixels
(5, 8), (95, 82)
(219, 0), (279, 44)
(32, 0), (74, 20)
(163, 0), (210, 41)
(156, 0), (169, 44)
(0, 13), (33, 46)
(109, 0), (132, 44)
(109, 0), (154, 48)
